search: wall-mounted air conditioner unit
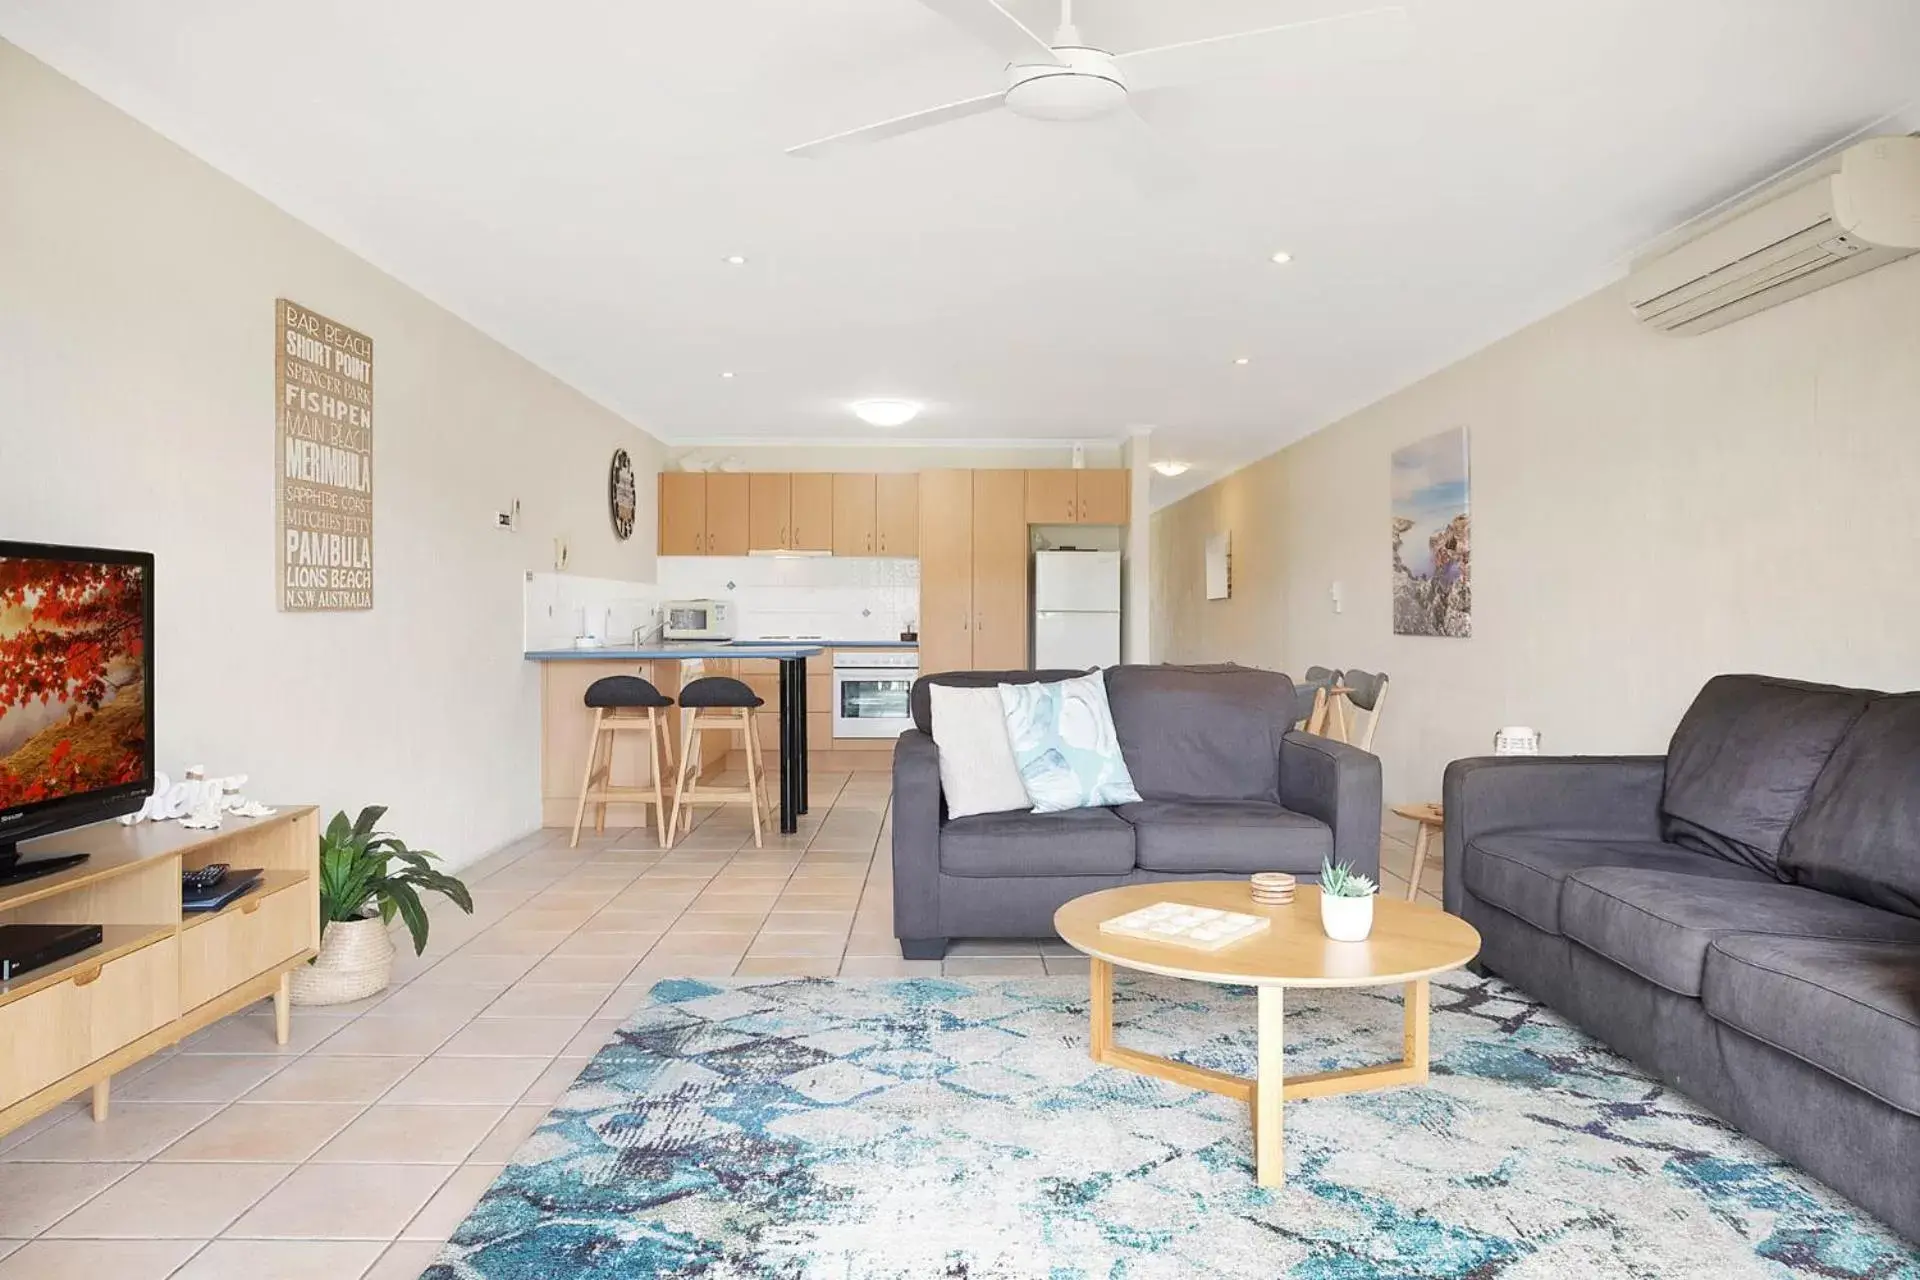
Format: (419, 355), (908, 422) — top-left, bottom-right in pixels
(1629, 135), (1920, 335)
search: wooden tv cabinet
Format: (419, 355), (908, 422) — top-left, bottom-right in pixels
(0, 807), (318, 1136)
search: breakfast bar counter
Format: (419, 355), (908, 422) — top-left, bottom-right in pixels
(526, 644), (822, 834)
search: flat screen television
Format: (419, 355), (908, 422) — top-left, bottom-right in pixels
(0, 540), (154, 885)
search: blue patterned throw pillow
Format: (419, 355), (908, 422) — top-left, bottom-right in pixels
(998, 672), (1142, 812)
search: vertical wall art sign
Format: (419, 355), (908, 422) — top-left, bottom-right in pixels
(276, 299), (374, 611)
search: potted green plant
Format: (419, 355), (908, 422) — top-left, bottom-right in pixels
(289, 805), (474, 1006)
(1318, 856), (1378, 942)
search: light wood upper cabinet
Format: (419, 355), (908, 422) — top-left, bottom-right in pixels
(971, 470), (1029, 670)
(1025, 470), (1080, 525)
(704, 473), (750, 555)
(790, 473), (834, 552)
(658, 473), (707, 555)
(875, 473), (918, 557)
(748, 473), (791, 551)
(1077, 468), (1130, 524)
(832, 474), (876, 556)
(1025, 468), (1130, 525)
(917, 470), (975, 677)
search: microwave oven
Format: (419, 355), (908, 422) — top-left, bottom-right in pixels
(662, 599), (736, 641)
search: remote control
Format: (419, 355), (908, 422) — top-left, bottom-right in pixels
(182, 864), (229, 893)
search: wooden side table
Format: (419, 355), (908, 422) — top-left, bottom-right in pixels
(1391, 802), (1444, 901)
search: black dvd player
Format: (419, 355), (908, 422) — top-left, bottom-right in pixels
(0, 923), (105, 981)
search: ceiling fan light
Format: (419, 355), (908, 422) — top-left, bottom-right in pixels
(850, 399), (922, 427)
(1150, 460), (1191, 477)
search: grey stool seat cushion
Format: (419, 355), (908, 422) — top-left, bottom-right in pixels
(679, 676), (764, 708)
(583, 675), (673, 709)
(1464, 835), (1768, 936)
(1560, 869), (1920, 998)
(1703, 935), (1920, 1116)
(1117, 800), (1330, 874)
(939, 807), (1135, 878)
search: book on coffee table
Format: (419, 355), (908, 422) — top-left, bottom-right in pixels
(1098, 901), (1270, 951)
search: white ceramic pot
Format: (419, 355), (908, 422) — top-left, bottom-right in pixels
(1320, 892), (1376, 942)
(288, 914), (395, 1006)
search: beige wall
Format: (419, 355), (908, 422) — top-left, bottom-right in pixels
(0, 42), (666, 866)
(1152, 254), (1920, 807)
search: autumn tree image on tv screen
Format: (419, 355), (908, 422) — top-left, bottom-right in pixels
(0, 559), (146, 806)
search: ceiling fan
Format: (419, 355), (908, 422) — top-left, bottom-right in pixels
(785, 0), (1412, 179)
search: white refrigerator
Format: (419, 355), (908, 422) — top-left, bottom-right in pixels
(1033, 550), (1122, 670)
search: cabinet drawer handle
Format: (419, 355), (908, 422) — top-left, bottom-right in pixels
(241, 896), (262, 915)
(72, 965), (103, 988)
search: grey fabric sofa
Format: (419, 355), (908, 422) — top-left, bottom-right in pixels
(892, 664), (1382, 960)
(1445, 674), (1920, 1241)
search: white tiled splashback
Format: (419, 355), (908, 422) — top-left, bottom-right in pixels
(657, 557), (919, 642)
(523, 572), (663, 651)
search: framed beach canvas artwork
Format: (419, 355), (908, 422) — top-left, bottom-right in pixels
(1391, 426), (1471, 637)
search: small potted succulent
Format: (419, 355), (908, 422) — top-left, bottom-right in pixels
(1318, 856), (1378, 942)
(290, 805), (474, 1006)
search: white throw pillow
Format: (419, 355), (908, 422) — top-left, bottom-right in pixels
(929, 683), (1032, 819)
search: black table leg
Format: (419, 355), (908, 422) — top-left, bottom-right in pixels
(777, 657), (799, 834)
(795, 655), (810, 815)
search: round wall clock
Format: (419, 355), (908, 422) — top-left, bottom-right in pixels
(608, 448), (637, 541)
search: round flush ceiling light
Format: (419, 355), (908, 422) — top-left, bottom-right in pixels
(1150, 460), (1191, 477)
(723, 254), (747, 265)
(850, 399), (921, 427)
(720, 371), (735, 379)
(1233, 356), (1251, 366)
(1269, 250), (1293, 265)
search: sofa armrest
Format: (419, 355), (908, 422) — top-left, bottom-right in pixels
(890, 729), (944, 944)
(1441, 755), (1667, 913)
(1280, 731), (1382, 885)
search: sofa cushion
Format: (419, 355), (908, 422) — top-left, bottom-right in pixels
(1464, 836), (1768, 936)
(1104, 664), (1296, 804)
(938, 806), (1135, 878)
(911, 670), (1086, 735)
(999, 672), (1142, 812)
(1778, 692), (1920, 919)
(1661, 674), (1872, 876)
(1702, 935), (1920, 1117)
(1118, 800), (1330, 874)
(1560, 868), (1920, 997)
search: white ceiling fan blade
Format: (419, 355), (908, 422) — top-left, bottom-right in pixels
(1115, 5), (1413, 94)
(916, 0), (1066, 66)
(785, 92), (1005, 158)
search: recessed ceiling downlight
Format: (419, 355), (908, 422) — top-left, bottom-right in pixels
(723, 254), (748, 265)
(1270, 250), (1293, 265)
(1150, 460), (1191, 477)
(850, 399), (921, 427)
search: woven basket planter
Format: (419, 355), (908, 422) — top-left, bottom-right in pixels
(289, 914), (395, 1006)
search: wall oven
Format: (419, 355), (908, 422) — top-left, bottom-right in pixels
(831, 651), (918, 739)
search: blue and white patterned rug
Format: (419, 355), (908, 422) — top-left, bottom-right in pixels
(427, 975), (1918, 1279)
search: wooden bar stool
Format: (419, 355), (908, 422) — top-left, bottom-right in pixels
(669, 676), (774, 848)
(570, 675), (676, 849)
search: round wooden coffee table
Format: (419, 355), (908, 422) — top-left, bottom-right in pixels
(1054, 881), (1480, 1188)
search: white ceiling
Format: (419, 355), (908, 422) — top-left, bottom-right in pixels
(5, 0), (1918, 505)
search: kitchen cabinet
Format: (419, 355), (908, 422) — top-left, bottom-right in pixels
(832, 474), (876, 556)
(704, 473), (750, 555)
(748, 473), (790, 551)
(971, 470), (1029, 669)
(1024, 468), (1130, 525)
(658, 473), (707, 555)
(917, 470), (975, 677)
(875, 473), (918, 556)
(790, 473), (834, 551)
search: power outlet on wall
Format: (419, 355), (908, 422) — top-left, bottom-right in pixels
(493, 499), (520, 531)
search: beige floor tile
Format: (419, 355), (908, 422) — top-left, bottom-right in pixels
(0, 1238), (202, 1279)
(179, 1012), (353, 1056)
(400, 1162), (503, 1240)
(836, 956), (943, 977)
(413, 952), (541, 985)
(523, 955), (640, 985)
(580, 909), (682, 934)
(362, 983), (506, 1022)
(458, 928), (569, 956)
(561, 1018), (627, 1057)
(314, 1105), (506, 1164)
(114, 1054), (289, 1104)
(942, 957), (1047, 977)
(45, 1160), (292, 1238)
(227, 1162), (452, 1240)
(386, 1057), (551, 1106)
(733, 957), (841, 977)
(0, 1101), (85, 1156)
(548, 930), (663, 957)
(439, 1017), (587, 1057)
(519, 1058), (590, 1107)
(173, 1239), (387, 1280)
(469, 1106), (550, 1162)
(774, 891), (863, 911)
(4, 1103), (221, 1163)
(763, 910), (853, 931)
(243, 1055), (420, 1104)
(310, 1014), (467, 1057)
(482, 984), (614, 1020)
(947, 938), (1042, 957)
(647, 933), (757, 958)
(1043, 956), (1093, 976)
(668, 910), (769, 931)
(842, 935), (905, 958)
(745, 933), (847, 958)
(366, 1239), (450, 1279)
(159, 1103), (365, 1163)
(0, 1162), (135, 1235)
